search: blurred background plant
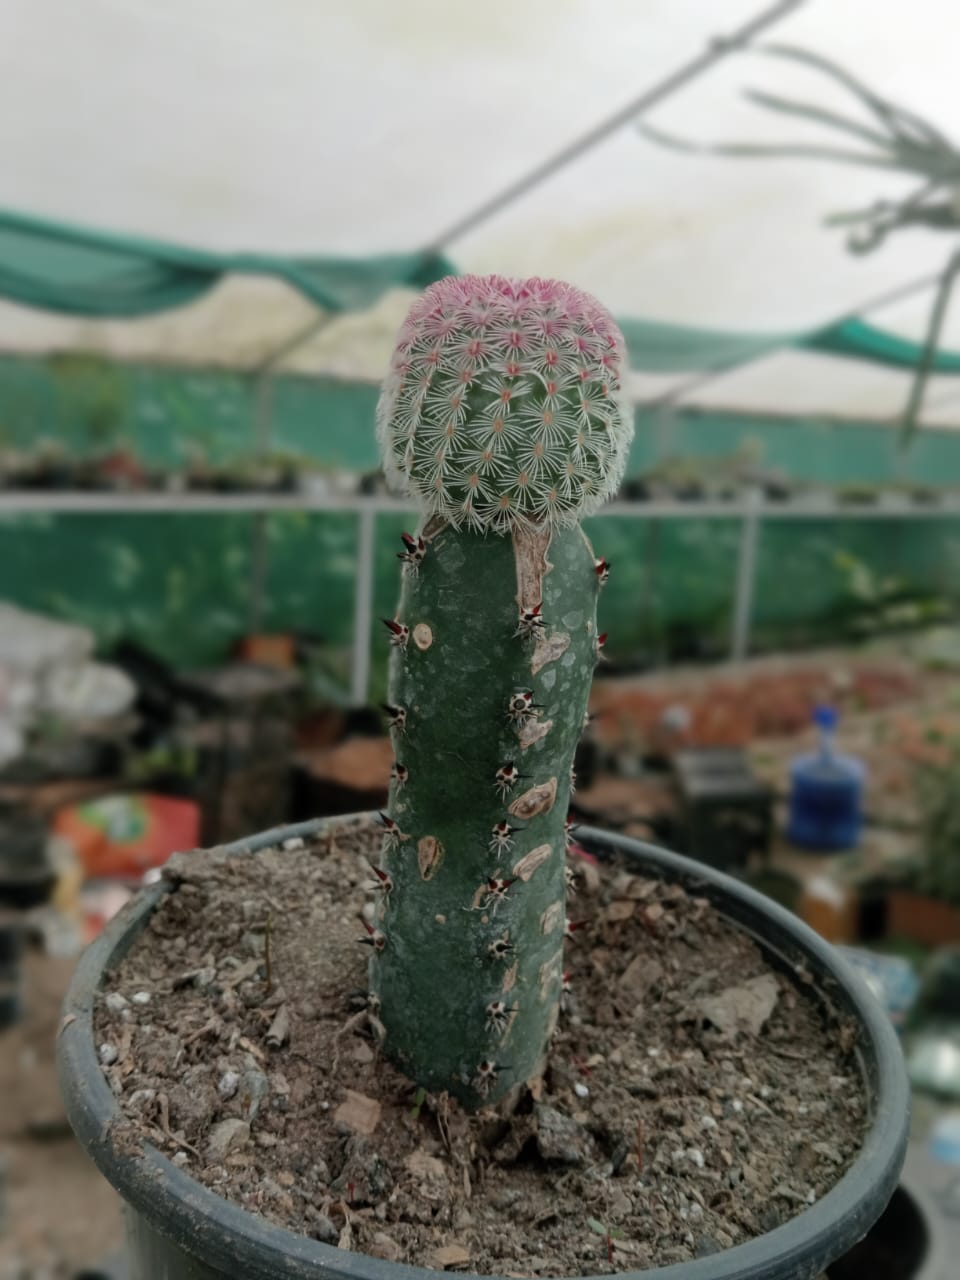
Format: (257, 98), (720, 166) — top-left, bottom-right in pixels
(640, 42), (960, 442)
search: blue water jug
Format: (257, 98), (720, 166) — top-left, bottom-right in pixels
(787, 705), (865, 851)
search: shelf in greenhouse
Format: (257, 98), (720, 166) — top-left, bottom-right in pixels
(2, 491), (960, 520)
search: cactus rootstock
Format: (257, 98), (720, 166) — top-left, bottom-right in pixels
(367, 275), (632, 1109)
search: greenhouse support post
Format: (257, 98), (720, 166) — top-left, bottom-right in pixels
(351, 504), (377, 706)
(730, 487), (762, 662)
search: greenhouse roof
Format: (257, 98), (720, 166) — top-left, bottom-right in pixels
(2, 0), (960, 426)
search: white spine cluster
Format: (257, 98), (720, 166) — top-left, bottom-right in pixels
(377, 275), (634, 531)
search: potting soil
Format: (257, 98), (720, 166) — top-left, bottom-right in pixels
(93, 819), (866, 1275)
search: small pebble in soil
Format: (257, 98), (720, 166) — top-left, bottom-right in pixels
(104, 992), (128, 1015)
(207, 1118), (250, 1159)
(239, 1066), (270, 1122)
(98, 1043), (118, 1066)
(218, 1071), (240, 1100)
(370, 1233), (402, 1261)
(309, 1213), (339, 1245)
(131, 991), (151, 1006)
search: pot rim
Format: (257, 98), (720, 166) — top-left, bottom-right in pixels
(58, 814), (909, 1280)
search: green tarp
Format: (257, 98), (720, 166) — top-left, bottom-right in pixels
(0, 209), (455, 318)
(3, 207), (960, 376)
(616, 314), (960, 377)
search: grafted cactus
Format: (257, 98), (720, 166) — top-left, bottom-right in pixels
(368, 275), (633, 1109)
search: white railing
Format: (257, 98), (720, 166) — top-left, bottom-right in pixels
(4, 487), (960, 702)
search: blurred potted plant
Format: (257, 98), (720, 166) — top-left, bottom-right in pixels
(638, 42), (960, 444)
(889, 734), (960, 946)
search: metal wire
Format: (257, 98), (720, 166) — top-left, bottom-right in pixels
(642, 270), (945, 412)
(253, 0), (806, 378)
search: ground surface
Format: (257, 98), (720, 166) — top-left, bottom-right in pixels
(0, 951), (123, 1279)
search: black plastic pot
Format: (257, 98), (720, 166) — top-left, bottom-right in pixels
(58, 816), (909, 1280)
(826, 1173), (950, 1280)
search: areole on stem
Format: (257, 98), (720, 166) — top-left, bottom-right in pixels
(367, 274), (633, 1108)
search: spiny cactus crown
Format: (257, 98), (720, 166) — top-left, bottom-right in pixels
(377, 275), (634, 531)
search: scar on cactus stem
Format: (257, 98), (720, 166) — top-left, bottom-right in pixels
(368, 274), (633, 1110)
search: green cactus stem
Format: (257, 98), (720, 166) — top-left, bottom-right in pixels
(368, 275), (633, 1109)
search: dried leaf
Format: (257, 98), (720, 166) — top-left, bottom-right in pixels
(237, 1036), (267, 1062)
(624, 877), (659, 901)
(223, 958), (261, 988)
(333, 1090), (381, 1136)
(370, 1233), (401, 1261)
(404, 1148), (447, 1181)
(694, 973), (780, 1038)
(619, 955), (663, 1000)
(605, 900), (635, 923)
(580, 860), (602, 894)
(432, 1243), (471, 1270)
(266, 1005), (289, 1049)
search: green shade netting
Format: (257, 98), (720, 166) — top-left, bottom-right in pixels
(3, 207), (960, 376)
(802, 316), (960, 374)
(0, 209), (455, 318)
(616, 315), (960, 376)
